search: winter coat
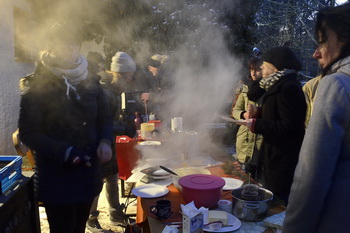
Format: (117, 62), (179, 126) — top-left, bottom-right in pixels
(302, 75), (322, 127)
(283, 56), (350, 233)
(18, 64), (114, 204)
(252, 72), (306, 203)
(99, 72), (120, 178)
(232, 84), (263, 164)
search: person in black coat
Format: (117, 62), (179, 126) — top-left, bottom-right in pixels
(239, 46), (306, 205)
(18, 22), (114, 233)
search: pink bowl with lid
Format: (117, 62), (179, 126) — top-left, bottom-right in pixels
(178, 174), (225, 208)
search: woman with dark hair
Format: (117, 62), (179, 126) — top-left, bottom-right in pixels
(18, 22), (113, 233)
(283, 4), (350, 233)
(238, 46), (306, 205)
(232, 57), (263, 178)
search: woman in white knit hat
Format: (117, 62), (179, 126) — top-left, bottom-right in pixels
(105, 52), (136, 93)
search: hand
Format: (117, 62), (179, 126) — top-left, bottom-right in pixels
(247, 104), (259, 118)
(243, 112), (250, 120)
(67, 147), (91, 167)
(97, 140), (112, 164)
(236, 118), (253, 130)
(141, 93), (150, 102)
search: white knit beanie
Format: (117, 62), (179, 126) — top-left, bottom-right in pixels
(110, 52), (136, 73)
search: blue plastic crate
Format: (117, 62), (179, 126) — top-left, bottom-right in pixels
(0, 156), (22, 194)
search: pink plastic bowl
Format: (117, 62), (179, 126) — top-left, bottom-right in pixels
(178, 174), (225, 208)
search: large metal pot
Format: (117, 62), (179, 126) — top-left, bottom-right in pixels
(231, 187), (273, 222)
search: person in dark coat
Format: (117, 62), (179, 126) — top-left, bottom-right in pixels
(86, 52), (126, 231)
(239, 46), (306, 204)
(18, 22), (114, 233)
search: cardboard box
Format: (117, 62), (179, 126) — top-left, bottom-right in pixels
(182, 212), (203, 233)
(0, 156), (22, 194)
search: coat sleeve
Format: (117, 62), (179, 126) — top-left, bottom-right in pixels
(232, 92), (246, 120)
(282, 75), (350, 232)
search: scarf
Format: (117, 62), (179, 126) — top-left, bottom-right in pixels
(40, 51), (88, 98)
(259, 69), (296, 91)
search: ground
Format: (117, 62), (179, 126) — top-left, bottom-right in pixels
(38, 180), (137, 233)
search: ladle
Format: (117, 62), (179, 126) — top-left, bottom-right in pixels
(159, 165), (178, 176)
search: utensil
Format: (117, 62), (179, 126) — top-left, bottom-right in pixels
(220, 115), (246, 124)
(172, 167), (211, 191)
(179, 174), (225, 208)
(159, 165), (178, 176)
(131, 184), (169, 198)
(203, 212), (242, 232)
(231, 187), (273, 222)
(150, 199), (172, 220)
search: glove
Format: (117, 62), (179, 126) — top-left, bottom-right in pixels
(66, 147), (92, 167)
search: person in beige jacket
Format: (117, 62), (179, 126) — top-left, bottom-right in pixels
(232, 57), (263, 178)
(302, 74), (322, 127)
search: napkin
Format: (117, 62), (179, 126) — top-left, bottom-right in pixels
(180, 201), (208, 219)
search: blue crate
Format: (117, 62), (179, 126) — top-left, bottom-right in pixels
(0, 156), (22, 194)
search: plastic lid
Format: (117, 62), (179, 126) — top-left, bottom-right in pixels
(178, 174), (225, 190)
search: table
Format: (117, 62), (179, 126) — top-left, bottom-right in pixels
(135, 162), (287, 233)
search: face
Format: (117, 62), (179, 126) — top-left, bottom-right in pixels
(261, 62), (278, 79)
(98, 62), (105, 72)
(250, 68), (262, 80)
(52, 42), (81, 63)
(148, 66), (158, 77)
(313, 27), (344, 69)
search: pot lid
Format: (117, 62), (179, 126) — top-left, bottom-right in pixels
(178, 174), (225, 190)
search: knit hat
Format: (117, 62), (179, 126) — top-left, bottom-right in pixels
(148, 54), (162, 68)
(110, 52), (136, 73)
(261, 46), (302, 71)
(87, 51), (104, 65)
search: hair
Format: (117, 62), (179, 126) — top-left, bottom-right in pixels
(315, 3), (350, 74)
(248, 57), (262, 71)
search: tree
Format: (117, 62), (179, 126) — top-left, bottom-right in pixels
(254, 0), (344, 76)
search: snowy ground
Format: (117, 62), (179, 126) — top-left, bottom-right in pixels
(39, 180), (137, 233)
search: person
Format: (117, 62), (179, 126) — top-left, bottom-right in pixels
(18, 22), (113, 233)
(283, 4), (350, 233)
(239, 46), (306, 204)
(140, 54), (173, 121)
(302, 74), (322, 127)
(101, 52), (137, 138)
(231, 57), (264, 179)
(86, 52), (126, 232)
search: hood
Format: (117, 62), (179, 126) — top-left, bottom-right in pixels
(330, 56), (350, 76)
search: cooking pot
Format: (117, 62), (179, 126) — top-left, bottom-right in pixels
(179, 174), (225, 208)
(231, 187), (273, 222)
(172, 167), (211, 191)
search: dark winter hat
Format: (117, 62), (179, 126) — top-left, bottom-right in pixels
(87, 51), (104, 65)
(261, 46), (302, 71)
(147, 54), (162, 68)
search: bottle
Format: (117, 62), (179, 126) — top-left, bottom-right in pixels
(134, 111), (143, 130)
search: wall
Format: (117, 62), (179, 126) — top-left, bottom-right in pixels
(0, 0), (35, 155)
(0, 0), (104, 155)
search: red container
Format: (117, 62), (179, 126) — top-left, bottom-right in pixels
(178, 174), (225, 208)
(148, 120), (162, 129)
(116, 136), (140, 180)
